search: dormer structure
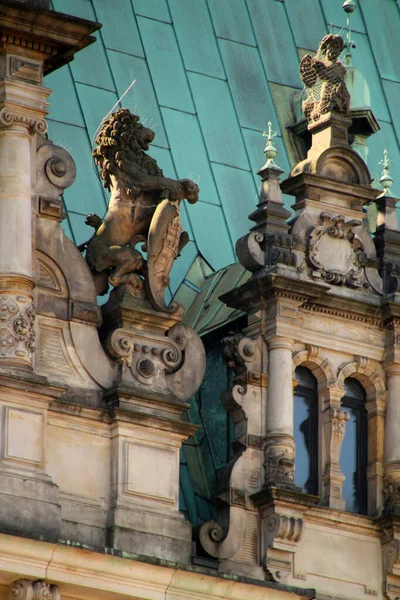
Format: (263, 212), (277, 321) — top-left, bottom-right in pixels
(199, 31), (400, 600)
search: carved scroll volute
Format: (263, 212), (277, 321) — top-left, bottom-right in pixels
(263, 513), (304, 583)
(322, 407), (349, 509)
(8, 581), (60, 600)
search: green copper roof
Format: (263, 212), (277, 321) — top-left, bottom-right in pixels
(45, 0), (400, 525)
(47, 0), (400, 303)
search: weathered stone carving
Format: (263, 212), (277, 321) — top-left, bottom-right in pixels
(0, 295), (35, 364)
(308, 212), (368, 288)
(8, 580), (60, 600)
(264, 438), (295, 486)
(83, 109), (199, 312)
(300, 34), (350, 123)
(322, 407), (349, 509)
(384, 475), (400, 515)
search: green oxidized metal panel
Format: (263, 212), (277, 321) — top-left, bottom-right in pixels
(188, 72), (249, 169)
(362, 0), (400, 82)
(131, 0), (171, 23)
(137, 17), (195, 113)
(52, 0), (115, 91)
(187, 201), (236, 271)
(284, 0), (327, 51)
(168, 0), (225, 79)
(383, 80), (400, 147)
(212, 163), (258, 246)
(169, 241), (198, 294)
(107, 52), (168, 149)
(247, 0), (301, 88)
(218, 39), (278, 132)
(75, 83), (118, 141)
(92, 0), (144, 57)
(161, 108), (221, 205)
(45, 65), (85, 127)
(208, 0), (256, 46)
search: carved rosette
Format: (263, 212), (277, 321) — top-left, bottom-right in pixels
(0, 295), (36, 366)
(264, 437), (295, 487)
(8, 580), (60, 600)
(307, 212), (368, 288)
(0, 108), (47, 134)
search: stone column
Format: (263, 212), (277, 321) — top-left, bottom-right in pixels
(265, 336), (296, 487)
(383, 365), (400, 513)
(0, 115), (44, 368)
(321, 404), (349, 509)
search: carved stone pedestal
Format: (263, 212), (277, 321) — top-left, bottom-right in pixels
(101, 290), (205, 562)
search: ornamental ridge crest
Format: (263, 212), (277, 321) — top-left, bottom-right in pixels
(307, 212), (368, 288)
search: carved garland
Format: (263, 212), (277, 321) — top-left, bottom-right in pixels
(307, 212), (367, 288)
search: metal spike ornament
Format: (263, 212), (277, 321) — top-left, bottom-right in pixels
(379, 149), (394, 195)
(262, 121), (281, 169)
(343, 0), (357, 66)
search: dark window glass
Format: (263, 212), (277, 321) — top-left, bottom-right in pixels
(294, 366), (318, 495)
(340, 378), (368, 515)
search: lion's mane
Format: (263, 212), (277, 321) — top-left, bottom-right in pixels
(93, 108), (163, 194)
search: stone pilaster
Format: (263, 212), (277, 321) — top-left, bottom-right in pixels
(383, 364), (400, 514)
(265, 336), (296, 488)
(322, 406), (349, 510)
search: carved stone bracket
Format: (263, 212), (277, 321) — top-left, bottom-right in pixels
(0, 294), (36, 366)
(322, 408), (349, 509)
(8, 580), (60, 600)
(308, 212), (367, 288)
(0, 108), (47, 134)
(263, 513), (304, 583)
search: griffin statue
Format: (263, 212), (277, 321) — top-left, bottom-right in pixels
(300, 34), (350, 123)
(82, 108), (199, 313)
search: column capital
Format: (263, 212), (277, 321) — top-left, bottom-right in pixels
(384, 363), (400, 376)
(267, 336), (293, 351)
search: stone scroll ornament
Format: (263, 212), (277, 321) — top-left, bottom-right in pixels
(300, 34), (350, 123)
(80, 109), (199, 313)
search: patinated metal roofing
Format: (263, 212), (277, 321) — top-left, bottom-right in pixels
(46, 0), (400, 525)
(47, 0), (400, 311)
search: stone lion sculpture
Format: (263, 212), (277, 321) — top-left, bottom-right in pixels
(300, 34), (350, 123)
(83, 108), (199, 312)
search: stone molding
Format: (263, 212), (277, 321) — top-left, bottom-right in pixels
(0, 108), (47, 134)
(8, 580), (60, 600)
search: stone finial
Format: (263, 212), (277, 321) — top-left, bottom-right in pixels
(379, 149), (394, 196)
(300, 34), (350, 123)
(8, 580), (60, 600)
(262, 121), (281, 170)
(83, 108), (199, 314)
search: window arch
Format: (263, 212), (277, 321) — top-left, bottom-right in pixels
(340, 377), (368, 515)
(294, 366), (318, 495)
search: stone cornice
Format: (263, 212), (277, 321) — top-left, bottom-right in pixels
(0, 1), (100, 74)
(0, 533), (314, 600)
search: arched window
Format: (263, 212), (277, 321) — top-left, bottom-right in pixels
(340, 378), (368, 515)
(294, 366), (318, 495)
